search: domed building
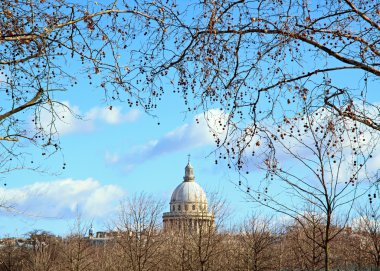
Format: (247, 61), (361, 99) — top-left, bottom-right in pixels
(163, 159), (213, 231)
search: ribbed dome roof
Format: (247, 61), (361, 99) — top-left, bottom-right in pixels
(170, 162), (207, 204)
(170, 181), (207, 203)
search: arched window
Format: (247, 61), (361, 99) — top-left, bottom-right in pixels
(192, 205), (195, 210)
(185, 205), (188, 211)
(178, 205), (181, 211)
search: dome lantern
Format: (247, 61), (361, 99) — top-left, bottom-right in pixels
(184, 162), (195, 182)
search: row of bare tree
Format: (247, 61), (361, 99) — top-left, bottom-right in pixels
(1, 194), (380, 271)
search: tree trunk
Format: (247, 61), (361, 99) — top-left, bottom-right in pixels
(324, 209), (331, 271)
(324, 243), (330, 271)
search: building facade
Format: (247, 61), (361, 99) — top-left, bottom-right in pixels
(162, 160), (213, 231)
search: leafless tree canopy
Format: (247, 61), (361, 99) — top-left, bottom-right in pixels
(0, 0), (172, 171)
(1, 0), (380, 172)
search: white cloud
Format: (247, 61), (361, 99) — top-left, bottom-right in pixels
(105, 151), (121, 164)
(38, 101), (91, 135)
(0, 178), (124, 218)
(38, 102), (140, 135)
(109, 109), (228, 168)
(86, 107), (140, 124)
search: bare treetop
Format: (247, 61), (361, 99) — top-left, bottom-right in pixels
(1, 0), (380, 174)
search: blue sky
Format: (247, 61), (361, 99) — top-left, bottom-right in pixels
(0, 77), (259, 237)
(3, 71), (378, 237)
(1, 59), (380, 237)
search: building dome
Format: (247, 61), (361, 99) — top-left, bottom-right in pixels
(163, 158), (214, 231)
(170, 161), (207, 205)
(170, 180), (207, 204)
(168, 161), (209, 213)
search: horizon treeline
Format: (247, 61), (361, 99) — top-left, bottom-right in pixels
(1, 194), (380, 271)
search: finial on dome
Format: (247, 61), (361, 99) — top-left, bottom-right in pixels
(184, 156), (195, 182)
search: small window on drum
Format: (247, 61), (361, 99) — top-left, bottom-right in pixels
(192, 205), (196, 210)
(178, 205), (181, 211)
